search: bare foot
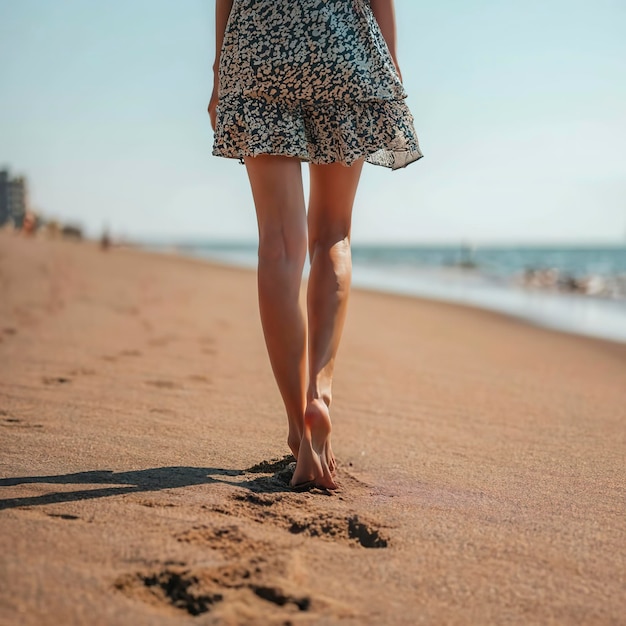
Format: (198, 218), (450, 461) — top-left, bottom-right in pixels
(290, 399), (338, 489)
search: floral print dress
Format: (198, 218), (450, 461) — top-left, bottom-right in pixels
(212, 0), (423, 169)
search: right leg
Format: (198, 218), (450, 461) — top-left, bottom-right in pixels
(244, 155), (308, 459)
(291, 159), (364, 489)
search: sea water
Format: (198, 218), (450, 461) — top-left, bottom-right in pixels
(150, 242), (626, 344)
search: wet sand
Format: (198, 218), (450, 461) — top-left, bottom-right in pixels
(1, 231), (625, 625)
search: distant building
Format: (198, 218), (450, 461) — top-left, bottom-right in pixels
(0, 168), (29, 228)
(0, 170), (9, 226)
(9, 176), (27, 228)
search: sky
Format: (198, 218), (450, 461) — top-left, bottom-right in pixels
(1, 0), (625, 244)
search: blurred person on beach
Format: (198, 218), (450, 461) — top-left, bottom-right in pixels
(100, 226), (111, 251)
(21, 211), (37, 236)
(209, 0), (422, 489)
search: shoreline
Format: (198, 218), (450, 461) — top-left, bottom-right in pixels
(145, 241), (626, 346)
(1, 232), (625, 624)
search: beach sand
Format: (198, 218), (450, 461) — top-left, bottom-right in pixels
(1, 231), (625, 625)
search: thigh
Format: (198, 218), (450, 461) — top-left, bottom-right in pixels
(244, 155), (307, 251)
(307, 160), (365, 246)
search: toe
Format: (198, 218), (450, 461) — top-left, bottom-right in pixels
(318, 451), (338, 489)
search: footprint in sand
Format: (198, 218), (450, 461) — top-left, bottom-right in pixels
(176, 524), (266, 559)
(0, 413), (21, 425)
(102, 349), (141, 361)
(0, 416), (44, 429)
(147, 335), (177, 348)
(42, 376), (71, 385)
(134, 498), (177, 509)
(68, 367), (96, 377)
(291, 513), (388, 548)
(116, 459), (387, 620)
(145, 380), (181, 390)
(119, 349), (142, 357)
(117, 519), (358, 620)
(115, 567), (224, 616)
(198, 336), (217, 356)
(115, 558), (312, 618)
(148, 408), (176, 416)
(0, 409), (44, 429)
(115, 504), (356, 623)
(222, 493), (389, 549)
(206, 456), (391, 549)
(187, 374), (211, 385)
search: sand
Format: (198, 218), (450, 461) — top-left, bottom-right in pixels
(1, 231), (625, 625)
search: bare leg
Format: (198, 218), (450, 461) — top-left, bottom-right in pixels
(291, 160), (364, 489)
(244, 155), (308, 459)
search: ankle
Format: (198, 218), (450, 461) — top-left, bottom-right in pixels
(307, 387), (332, 407)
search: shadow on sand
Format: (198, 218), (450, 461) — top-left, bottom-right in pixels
(0, 456), (296, 511)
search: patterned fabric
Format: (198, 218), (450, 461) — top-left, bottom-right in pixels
(212, 0), (423, 169)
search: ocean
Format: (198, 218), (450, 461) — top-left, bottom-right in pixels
(150, 241), (626, 344)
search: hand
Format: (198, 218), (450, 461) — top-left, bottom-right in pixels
(208, 86), (218, 131)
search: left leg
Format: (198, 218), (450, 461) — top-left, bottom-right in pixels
(291, 159), (364, 489)
(244, 155), (308, 459)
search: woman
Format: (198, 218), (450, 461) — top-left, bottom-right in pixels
(209, 0), (422, 490)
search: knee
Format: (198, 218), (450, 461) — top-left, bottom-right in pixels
(309, 231), (351, 266)
(308, 211), (351, 255)
(258, 227), (307, 268)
